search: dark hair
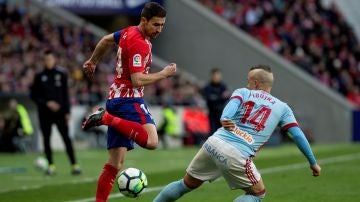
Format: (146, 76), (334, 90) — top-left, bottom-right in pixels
(250, 64), (272, 73)
(211, 68), (220, 74)
(141, 2), (166, 20)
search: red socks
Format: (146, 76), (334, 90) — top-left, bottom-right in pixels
(102, 112), (149, 147)
(96, 163), (119, 202)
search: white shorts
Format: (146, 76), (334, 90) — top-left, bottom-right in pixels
(186, 136), (261, 189)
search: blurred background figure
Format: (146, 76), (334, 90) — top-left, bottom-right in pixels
(157, 103), (181, 149)
(202, 68), (230, 134)
(0, 99), (33, 153)
(0, 109), (20, 153)
(30, 50), (81, 176)
(8, 99), (33, 137)
(182, 103), (210, 146)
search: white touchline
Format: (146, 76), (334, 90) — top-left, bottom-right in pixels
(0, 177), (98, 194)
(68, 187), (165, 202)
(67, 152), (360, 202)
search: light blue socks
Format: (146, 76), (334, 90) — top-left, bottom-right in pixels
(234, 193), (265, 202)
(153, 179), (192, 202)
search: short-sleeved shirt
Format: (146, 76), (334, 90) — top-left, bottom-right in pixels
(108, 26), (152, 99)
(215, 88), (298, 157)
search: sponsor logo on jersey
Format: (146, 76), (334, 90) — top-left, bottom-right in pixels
(133, 54), (142, 67)
(232, 127), (254, 144)
(204, 143), (228, 165)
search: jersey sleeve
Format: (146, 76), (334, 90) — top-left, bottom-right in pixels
(287, 126), (317, 165)
(279, 104), (299, 131)
(113, 30), (122, 44)
(128, 40), (149, 74)
(229, 88), (250, 103)
(221, 88), (249, 120)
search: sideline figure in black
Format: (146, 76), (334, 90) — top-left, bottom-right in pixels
(30, 50), (81, 176)
(203, 68), (230, 134)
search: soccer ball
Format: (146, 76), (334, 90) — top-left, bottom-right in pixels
(117, 167), (148, 198)
(34, 156), (48, 171)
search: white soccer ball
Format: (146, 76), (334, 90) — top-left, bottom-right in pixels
(117, 167), (148, 198)
(34, 156), (48, 171)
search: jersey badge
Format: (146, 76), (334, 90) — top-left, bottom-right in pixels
(133, 54), (142, 67)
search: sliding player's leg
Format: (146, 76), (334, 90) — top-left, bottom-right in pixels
(234, 179), (266, 202)
(153, 173), (202, 202)
(154, 139), (220, 201)
(218, 143), (265, 202)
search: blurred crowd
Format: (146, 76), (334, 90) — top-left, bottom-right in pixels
(0, 2), (205, 107)
(0, 1), (112, 106)
(199, 0), (360, 108)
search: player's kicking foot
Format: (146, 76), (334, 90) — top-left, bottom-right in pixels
(82, 107), (105, 130)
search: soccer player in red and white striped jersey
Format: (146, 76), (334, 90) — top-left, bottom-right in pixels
(82, 2), (176, 202)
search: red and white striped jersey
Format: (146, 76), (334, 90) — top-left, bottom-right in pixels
(108, 26), (152, 99)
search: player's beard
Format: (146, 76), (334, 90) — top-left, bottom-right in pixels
(150, 32), (160, 39)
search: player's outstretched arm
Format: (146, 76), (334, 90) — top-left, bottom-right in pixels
(310, 163), (321, 177)
(83, 33), (116, 79)
(287, 126), (321, 177)
(131, 63), (176, 87)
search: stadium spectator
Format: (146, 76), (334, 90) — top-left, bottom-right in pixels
(30, 50), (81, 176)
(154, 64), (321, 202)
(202, 68), (230, 134)
(199, 0), (360, 104)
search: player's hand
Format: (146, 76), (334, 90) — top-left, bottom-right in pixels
(162, 63), (177, 77)
(46, 101), (60, 112)
(310, 164), (321, 177)
(83, 60), (96, 80)
(221, 119), (236, 131)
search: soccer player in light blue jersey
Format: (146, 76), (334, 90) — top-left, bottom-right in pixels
(154, 65), (321, 202)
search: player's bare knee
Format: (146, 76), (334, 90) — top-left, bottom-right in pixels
(253, 189), (266, 197)
(252, 179), (265, 192)
(183, 173), (203, 189)
(243, 181), (265, 197)
(146, 141), (158, 150)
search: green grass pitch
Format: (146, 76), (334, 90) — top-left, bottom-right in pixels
(0, 143), (359, 202)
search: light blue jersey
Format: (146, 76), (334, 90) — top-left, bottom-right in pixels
(215, 88), (298, 157)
